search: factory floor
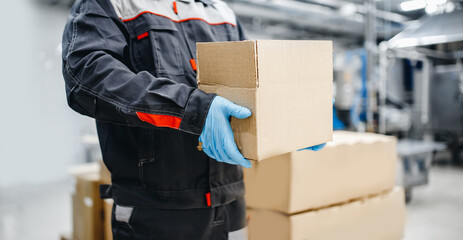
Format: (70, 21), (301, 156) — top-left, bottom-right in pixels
(1, 166), (462, 240)
(403, 165), (463, 240)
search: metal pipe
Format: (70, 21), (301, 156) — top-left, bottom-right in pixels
(228, 0), (403, 38)
(378, 41), (389, 134)
(381, 47), (432, 133)
(364, 0), (377, 132)
(299, 0), (410, 23)
(421, 58), (431, 126)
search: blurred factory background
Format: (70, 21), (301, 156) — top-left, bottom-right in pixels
(0, 0), (462, 239)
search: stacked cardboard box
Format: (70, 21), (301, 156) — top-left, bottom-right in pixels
(197, 40), (333, 160)
(103, 199), (114, 240)
(198, 41), (405, 239)
(244, 131), (406, 240)
(72, 172), (103, 240)
(247, 188), (405, 240)
(68, 161), (113, 240)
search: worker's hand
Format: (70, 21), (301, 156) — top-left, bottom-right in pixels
(298, 143), (327, 152)
(199, 96), (252, 168)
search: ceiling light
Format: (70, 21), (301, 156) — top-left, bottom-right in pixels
(400, 0), (427, 11)
(425, 4), (438, 14)
(428, 0), (447, 5)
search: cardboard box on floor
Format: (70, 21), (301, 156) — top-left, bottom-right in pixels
(197, 40), (333, 161)
(60, 233), (72, 240)
(72, 173), (103, 240)
(247, 187), (406, 240)
(244, 131), (398, 214)
(100, 161), (113, 240)
(69, 162), (112, 240)
(104, 199), (114, 240)
(99, 160), (111, 185)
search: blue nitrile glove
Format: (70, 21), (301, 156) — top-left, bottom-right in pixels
(298, 98), (335, 152)
(199, 96), (252, 168)
(298, 143), (327, 152)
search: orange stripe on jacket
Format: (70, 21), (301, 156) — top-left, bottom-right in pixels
(173, 2), (178, 14)
(205, 192), (211, 207)
(136, 112), (182, 129)
(190, 59), (197, 71)
(121, 11), (237, 27)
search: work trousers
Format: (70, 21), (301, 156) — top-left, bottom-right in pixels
(111, 197), (248, 240)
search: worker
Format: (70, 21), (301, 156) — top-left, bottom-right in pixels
(62, 0), (325, 239)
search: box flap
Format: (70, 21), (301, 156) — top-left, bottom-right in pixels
(197, 40), (258, 88)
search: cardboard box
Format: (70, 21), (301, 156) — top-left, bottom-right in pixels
(68, 162), (99, 176)
(197, 40), (333, 160)
(60, 233), (72, 240)
(99, 160), (111, 185)
(104, 199), (114, 240)
(244, 131), (398, 214)
(72, 173), (104, 240)
(248, 187), (406, 240)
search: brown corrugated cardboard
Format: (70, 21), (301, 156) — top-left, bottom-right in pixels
(67, 162), (99, 177)
(244, 131), (398, 214)
(197, 40), (333, 160)
(60, 233), (72, 240)
(248, 187), (406, 240)
(99, 160), (111, 185)
(72, 173), (104, 240)
(104, 199), (114, 240)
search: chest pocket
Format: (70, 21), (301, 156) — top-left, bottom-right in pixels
(130, 20), (184, 76)
(211, 24), (240, 42)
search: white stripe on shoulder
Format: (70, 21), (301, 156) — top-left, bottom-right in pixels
(110, 0), (177, 21)
(109, 0), (236, 25)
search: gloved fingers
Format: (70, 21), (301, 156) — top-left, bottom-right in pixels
(224, 140), (252, 168)
(199, 133), (219, 161)
(215, 136), (233, 164)
(214, 125), (241, 165)
(311, 143), (326, 151)
(298, 143), (326, 152)
(209, 136), (225, 162)
(227, 102), (252, 120)
(202, 144), (216, 160)
(229, 149), (252, 168)
(217, 148), (233, 164)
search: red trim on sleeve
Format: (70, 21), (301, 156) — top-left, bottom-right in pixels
(137, 32), (149, 40)
(121, 11), (237, 27)
(173, 1), (178, 14)
(190, 59), (197, 71)
(205, 192), (211, 207)
(136, 112), (182, 129)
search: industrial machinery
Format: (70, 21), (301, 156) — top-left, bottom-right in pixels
(379, 10), (463, 201)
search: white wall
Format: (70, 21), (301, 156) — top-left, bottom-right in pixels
(0, 1), (95, 188)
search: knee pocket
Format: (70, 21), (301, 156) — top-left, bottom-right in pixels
(228, 227), (248, 240)
(113, 204), (135, 228)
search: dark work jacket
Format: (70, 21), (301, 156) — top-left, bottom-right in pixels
(62, 0), (247, 209)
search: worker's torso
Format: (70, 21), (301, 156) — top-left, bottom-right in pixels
(97, 0), (246, 209)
